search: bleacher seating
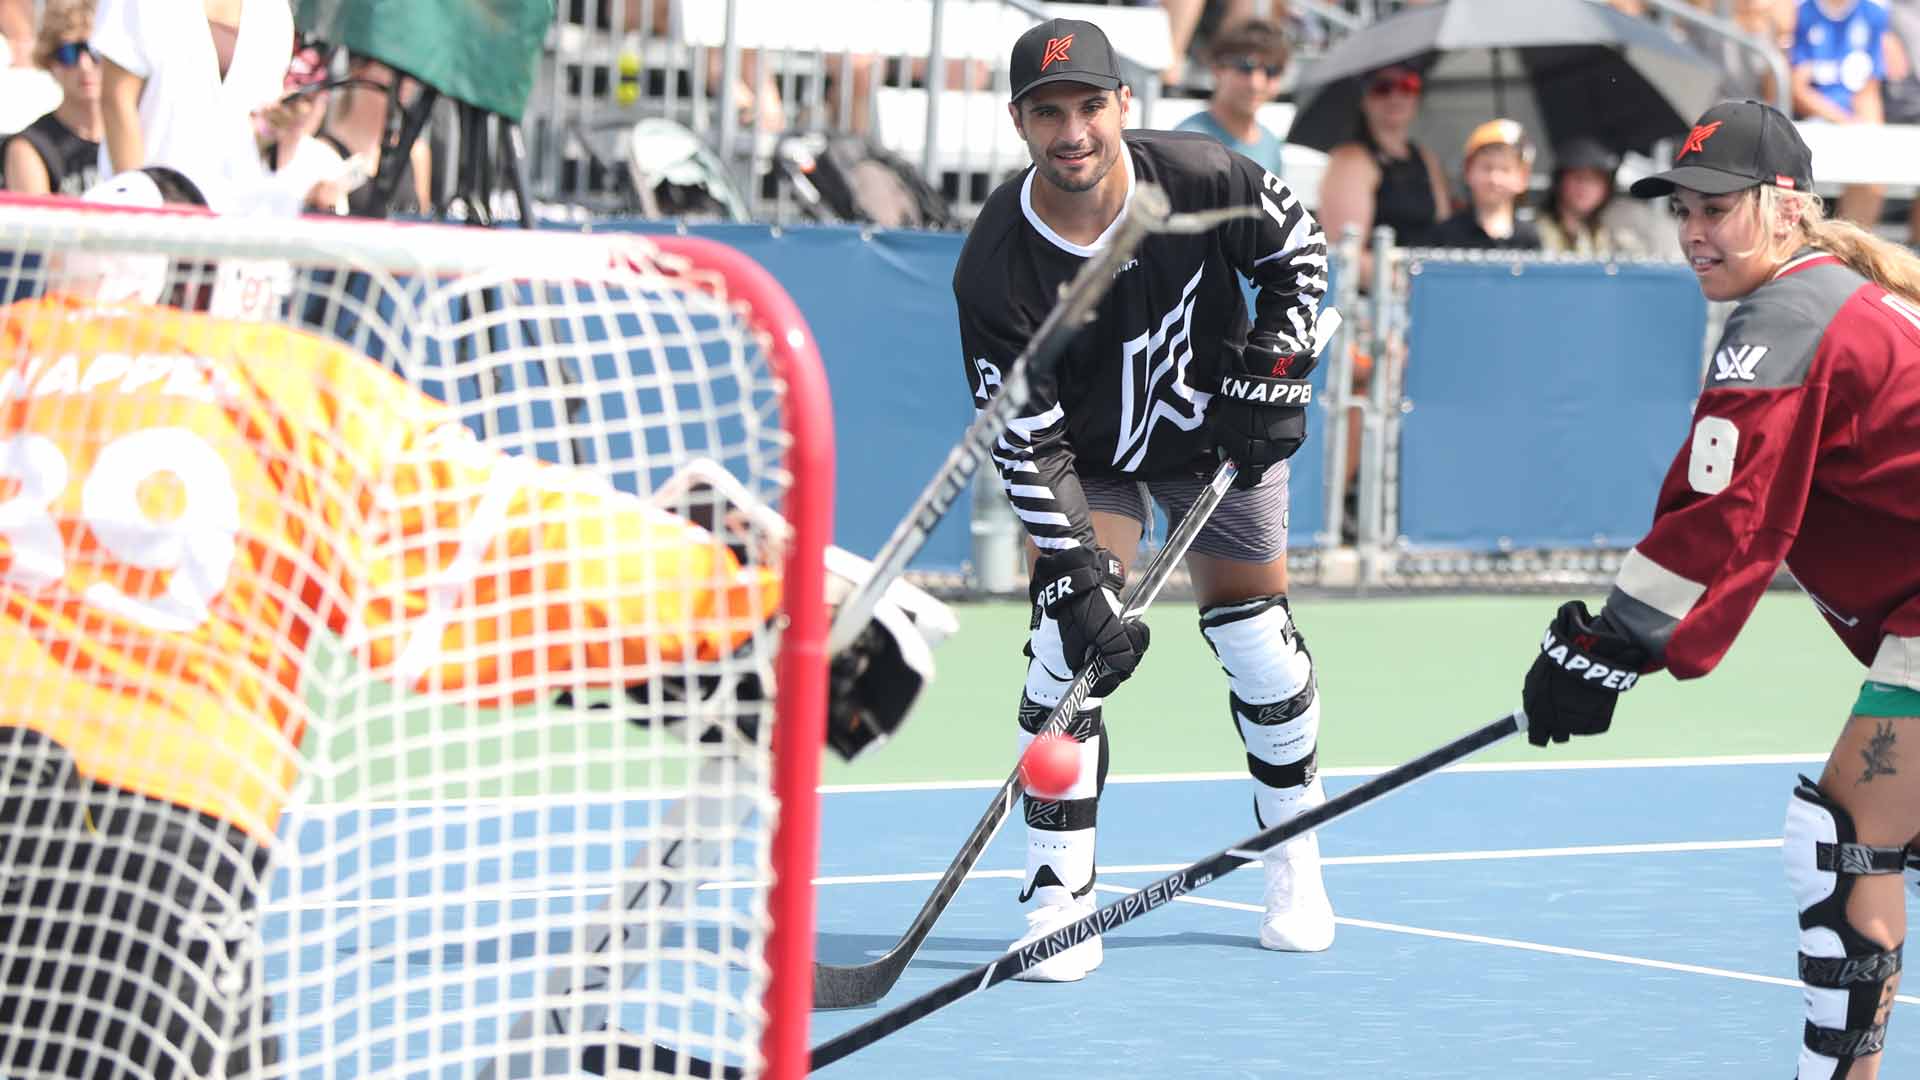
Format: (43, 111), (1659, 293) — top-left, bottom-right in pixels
(675, 0), (1171, 73)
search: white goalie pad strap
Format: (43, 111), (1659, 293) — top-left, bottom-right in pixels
(1785, 778), (1904, 1078)
(1201, 596), (1309, 704)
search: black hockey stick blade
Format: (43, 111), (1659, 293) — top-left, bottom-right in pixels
(808, 459), (1237, 1010)
(806, 711), (1527, 1070)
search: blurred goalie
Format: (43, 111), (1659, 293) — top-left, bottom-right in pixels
(0, 171), (951, 1079)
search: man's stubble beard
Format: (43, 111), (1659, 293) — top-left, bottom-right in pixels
(1037, 147), (1117, 195)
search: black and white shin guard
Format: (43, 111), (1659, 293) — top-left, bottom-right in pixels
(1200, 595), (1318, 828)
(1786, 777), (1905, 1078)
(1018, 607), (1108, 903)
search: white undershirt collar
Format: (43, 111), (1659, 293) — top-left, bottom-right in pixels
(1019, 139), (1136, 258)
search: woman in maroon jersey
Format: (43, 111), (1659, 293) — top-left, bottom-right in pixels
(1518, 99), (1920, 1079)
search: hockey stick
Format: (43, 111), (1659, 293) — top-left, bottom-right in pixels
(824, 183), (1266, 656)
(812, 455), (1237, 1010)
(811, 306), (1343, 1010)
(590, 710), (1527, 1076)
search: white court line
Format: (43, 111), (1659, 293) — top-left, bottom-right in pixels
(264, 838), (1788, 911)
(817, 752), (1827, 795)
(797, 837), (1784, 888)
(284, 752), (1828, 811)
(1088, 883), (1920, 1008)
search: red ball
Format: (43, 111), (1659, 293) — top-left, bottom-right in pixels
(1019, 733), (1081, 799)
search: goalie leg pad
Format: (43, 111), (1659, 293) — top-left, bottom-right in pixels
(1200, 596), (1318, 828)
(1016, 659), (1107, 902)
(1786, 776), (1906, 1079)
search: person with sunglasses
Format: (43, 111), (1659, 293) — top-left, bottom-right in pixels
(1315, 63), (1451, 278)
(1173, 18), (1292, 179)
(2, 0), (102, 197)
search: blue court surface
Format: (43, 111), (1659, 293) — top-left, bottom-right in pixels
(809, 754), (1920, 1079)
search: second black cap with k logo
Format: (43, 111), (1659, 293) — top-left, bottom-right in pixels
(1010, 18), (1124, 102)
(1629, 99), (1814, 198)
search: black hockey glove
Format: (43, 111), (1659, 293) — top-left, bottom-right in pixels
(1030, 545), (1150, 697)
(1210, 331), (1318, 490)
(1522, 600), (1649, 747)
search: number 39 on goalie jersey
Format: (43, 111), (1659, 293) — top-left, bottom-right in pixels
(0, 294), (783, 841)
(1600, 252), (1920, 682)
(953, 130), (1326, 551)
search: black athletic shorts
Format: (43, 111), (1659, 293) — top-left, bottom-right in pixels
(0, 727), (277, 1079)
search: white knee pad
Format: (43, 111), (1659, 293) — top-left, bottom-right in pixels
(1785, 776), (1905, 1079)
(1201, 596), (1319, 827)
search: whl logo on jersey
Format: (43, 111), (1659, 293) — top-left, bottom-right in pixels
(1111, 264), (1209, 471)
(1712, 344), (1768, 382)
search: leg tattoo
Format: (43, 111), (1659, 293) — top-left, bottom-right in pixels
(1861, 719), (1900, 784)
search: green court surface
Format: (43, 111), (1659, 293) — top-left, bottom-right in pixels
(303, 591), (1860, 800)
(822, 591), (1862, 787)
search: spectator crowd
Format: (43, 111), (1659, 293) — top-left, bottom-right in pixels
(1, 0), (427, 219)
(2, 0), (1919, 250)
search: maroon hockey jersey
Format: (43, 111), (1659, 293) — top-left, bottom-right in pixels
(1602, 250), (1920, 689)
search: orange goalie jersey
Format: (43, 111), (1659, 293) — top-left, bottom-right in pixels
(0, 294), (782, 842)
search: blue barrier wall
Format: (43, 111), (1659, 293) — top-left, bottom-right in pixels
(1398, 260), (1707, 550)
(611, 223), (979, 571)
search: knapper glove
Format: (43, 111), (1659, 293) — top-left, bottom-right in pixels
(1211, 330), (1318, 490)
(1522, 600), (1648, 747)
(1029, 546), (1150, 696)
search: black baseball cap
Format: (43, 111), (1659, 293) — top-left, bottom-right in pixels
(1629, 99), (1813, 198)
(1010, 18), (1123, 103)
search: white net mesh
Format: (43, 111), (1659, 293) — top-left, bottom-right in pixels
(0, 199), (824, 1079)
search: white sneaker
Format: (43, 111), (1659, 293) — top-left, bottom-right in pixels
(1010, 888), (1103, 982)
(1258, 788), (1336, 952)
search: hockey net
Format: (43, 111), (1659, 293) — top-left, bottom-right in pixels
(0, 194), (830, 1079)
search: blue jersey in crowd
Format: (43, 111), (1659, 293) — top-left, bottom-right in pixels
(1791, 0), (1890, 116)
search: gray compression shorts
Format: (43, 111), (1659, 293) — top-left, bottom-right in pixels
(1079, 460), (1289, 563)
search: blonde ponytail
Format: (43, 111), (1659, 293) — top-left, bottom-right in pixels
(1755, 185), (1920, 306)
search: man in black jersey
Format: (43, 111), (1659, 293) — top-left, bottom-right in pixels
(954, 17), (1332, 982)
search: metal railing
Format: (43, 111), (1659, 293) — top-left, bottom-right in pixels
(523, 0), (1177, 223)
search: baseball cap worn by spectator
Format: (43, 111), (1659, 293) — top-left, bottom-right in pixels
(1628, 99), (1813, 197)
(1464, 118), (1534, 165)
(1555, 136), (1619, 175)
(1010, 18), (1123, 102)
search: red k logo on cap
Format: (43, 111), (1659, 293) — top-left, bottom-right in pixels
(1679, 120), (1723, 158)
(1041, 34), (1074, 70)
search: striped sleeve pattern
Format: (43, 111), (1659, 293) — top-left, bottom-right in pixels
(958, 314), (1097, 553)
(990, 398), (1094, 551)
(1230, 154), (1327, 355)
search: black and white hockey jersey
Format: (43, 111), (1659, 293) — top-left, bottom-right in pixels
(953, 128), (1326, 552)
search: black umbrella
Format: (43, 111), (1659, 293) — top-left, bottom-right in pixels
(1286, 0), (1722, 171)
